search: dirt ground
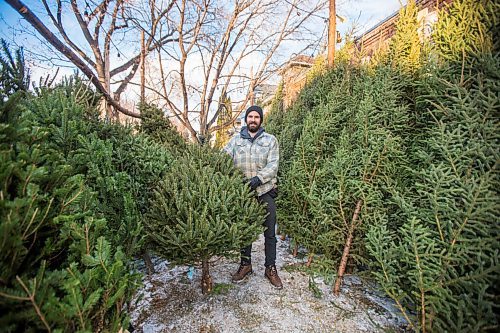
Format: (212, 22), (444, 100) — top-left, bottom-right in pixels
(129, 235), (411, 333)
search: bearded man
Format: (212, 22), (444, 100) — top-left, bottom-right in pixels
(223, 105), (282, 289)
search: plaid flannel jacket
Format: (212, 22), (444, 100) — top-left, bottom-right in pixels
(223, 128), (279, 196)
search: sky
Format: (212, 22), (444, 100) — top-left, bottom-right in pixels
(0, 0), (405, 107)
(0, 0), (405, 62)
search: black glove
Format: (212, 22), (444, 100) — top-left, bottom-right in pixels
(249, 176), (262, 190)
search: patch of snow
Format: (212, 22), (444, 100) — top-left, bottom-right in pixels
(129, 235), (411, 332)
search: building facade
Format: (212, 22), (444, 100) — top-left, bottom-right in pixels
(354, 0), (453, 62)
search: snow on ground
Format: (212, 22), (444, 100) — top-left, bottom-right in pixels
(129, 235), (411, 333)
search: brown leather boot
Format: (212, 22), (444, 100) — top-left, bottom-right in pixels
(265, 265), (283, 289)
(231, 263), (253, 283)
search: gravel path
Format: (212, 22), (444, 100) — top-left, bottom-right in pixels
(130, 235), (410, 332)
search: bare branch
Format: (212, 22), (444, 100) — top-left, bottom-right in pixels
(5, 0), (141, 118)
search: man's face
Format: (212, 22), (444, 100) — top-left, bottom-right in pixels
(247, 111), (262, 133)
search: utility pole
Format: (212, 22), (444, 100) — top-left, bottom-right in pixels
(327, 0), (336, 67)
(140, 30), (145, 103)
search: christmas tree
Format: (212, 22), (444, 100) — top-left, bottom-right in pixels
(366, 0), (499, 330)
(214, 93), (233, 149)
(145, 144), (265, 293)
(0, 79), (140, 332)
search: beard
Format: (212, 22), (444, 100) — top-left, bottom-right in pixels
(248, 122), (261, 133)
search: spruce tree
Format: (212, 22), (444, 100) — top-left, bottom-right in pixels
(0, 39), (30, 100)
(145, 144), (265, 293)
(214, 93), (233, 149)
(138, 102), (187, 154)
(273, 60), (410, 288)
(0, 85), (140, 332)
(368, 54), (499, 331)
(366, 0), (499, 331)
(388, 0), (425, 74)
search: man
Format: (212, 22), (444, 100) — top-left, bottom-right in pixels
(223, 105), (283, 289)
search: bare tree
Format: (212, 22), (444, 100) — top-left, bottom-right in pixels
(148, 0), (328, 142)
(5, 0), (179, 119)
(6, 0), (327, 132)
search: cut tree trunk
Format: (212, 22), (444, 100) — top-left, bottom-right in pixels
(333, 199), (363, 296)
(306, 253), (314, 267)
(293, 243), (298, 257)
(201, 259), (213, 294)
(142, 251), (155, 275)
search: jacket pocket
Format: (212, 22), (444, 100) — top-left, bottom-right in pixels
(256, 139), (270, 167)
(236, 141), (248, 155)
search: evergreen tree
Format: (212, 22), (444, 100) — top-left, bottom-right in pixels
(145, 144), (265, 293)
(368, 53), (499, 331)
(0, 83), (140, 332)
(0, 39), (30, 100)
(367, 1), (499, 331)
(432, 0), (497, 63)
(280, 63), (410, 292)
(388, 0), (425, 74)
(214, 93), (233, 149)
(138, 102), (187, 154)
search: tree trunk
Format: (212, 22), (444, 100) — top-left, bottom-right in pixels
(306, 253), (314, 267)
(293, 243), (298, 257)
(142, 251), (155, 275)
(5, 0), (141, 119)
(333, 199), (362, 295)
(201, 259), (212, 294)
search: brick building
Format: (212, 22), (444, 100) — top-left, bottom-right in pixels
(280, 55), (314, 109)
(354, 0), (453, 62)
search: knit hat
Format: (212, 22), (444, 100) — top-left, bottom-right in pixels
(245, 105), (263, 124)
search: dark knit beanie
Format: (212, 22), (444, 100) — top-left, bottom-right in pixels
(245, 105), (263, 123)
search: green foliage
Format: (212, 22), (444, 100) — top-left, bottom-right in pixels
(267, 0), (499, 330)
(75, 123), (172, 256)
(279, 64), (410, 267)
(0, 39), (31, 101)
(137, 102), (187, 155)
(432, 0), (498, 63)
(388, 0), (426, 74)
(0, 43), (181, 330)
(267, 63), (355, 179)
(145, 144), (265, 266)
(368, 54), (500, 332)
(305, 54), (327, 82)
(0, 90), (140, 332)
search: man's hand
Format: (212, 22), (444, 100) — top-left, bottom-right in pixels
(249, 176), (262, 190)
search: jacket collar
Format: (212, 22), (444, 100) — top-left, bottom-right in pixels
(240, 126), (265, 142)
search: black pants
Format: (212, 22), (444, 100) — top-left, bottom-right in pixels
(241, 192), (277, 267)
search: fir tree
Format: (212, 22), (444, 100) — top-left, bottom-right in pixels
(432, 0), (497, 63)
(367, 1), (500, 331)
(138, 102), (187, 154)
(145, 144), (265, 293)
(388, 0), (426, 74)
(0, 39), (30, 100)
(214, 93), (233, 149)
(0, 83), (140, 332)
(272, 60), (410, 288)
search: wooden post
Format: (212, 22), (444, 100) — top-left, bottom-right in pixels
(327, 0), (336, 67)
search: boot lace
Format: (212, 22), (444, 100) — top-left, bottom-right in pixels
(237, 263), (249, 274)
(268, 265), (277, 276)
